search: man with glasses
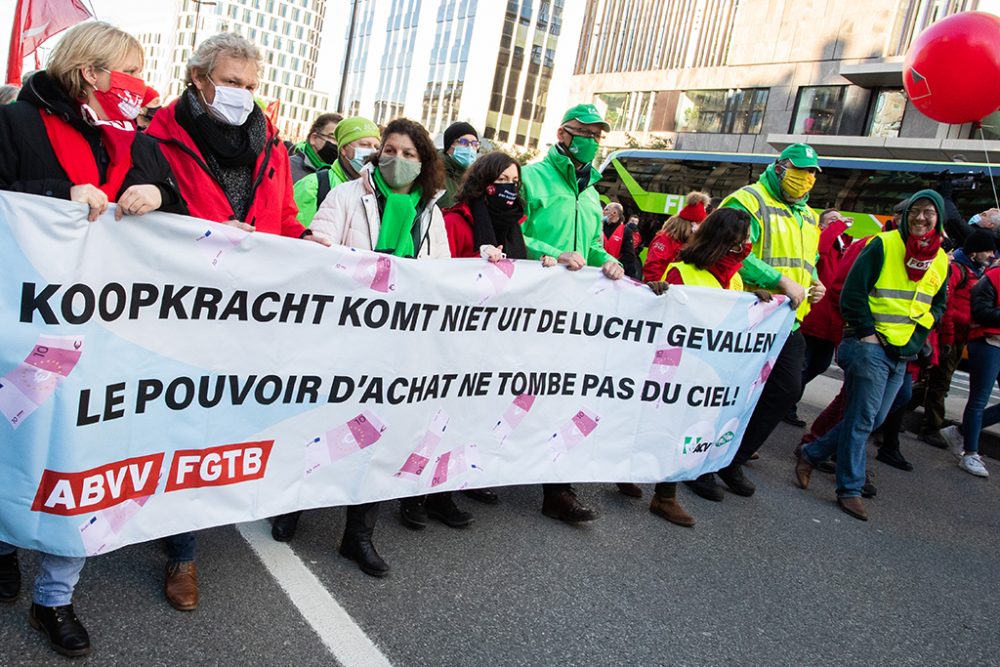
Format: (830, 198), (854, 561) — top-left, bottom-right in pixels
(290, 112), (343, 183)
(438, 121), (480, 208)
(520, 103), (625, 525)
(794, 191), (949, 520)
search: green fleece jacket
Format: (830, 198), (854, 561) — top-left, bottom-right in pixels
(437, 149), (466, 209)
(840, 189), (948, 358)
(292, 159), (352, 227)
(520, 145), (616, 267)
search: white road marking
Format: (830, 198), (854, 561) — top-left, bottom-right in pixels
(237, 520), (393, 667)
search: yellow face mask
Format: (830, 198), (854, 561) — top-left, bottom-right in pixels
(780, 167), (816, 201)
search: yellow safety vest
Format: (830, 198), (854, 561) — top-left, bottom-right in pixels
(665, 261), (745, 291)
(726, 183), (820, 322)
(868, 230), (948, 346)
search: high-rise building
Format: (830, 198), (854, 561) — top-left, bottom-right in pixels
(337, 0), (587, 150)
(139, 0), (331, 141)
(570, 0), (1000, 161)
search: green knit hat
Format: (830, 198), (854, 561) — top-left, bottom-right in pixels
(335, 117), (380, 148)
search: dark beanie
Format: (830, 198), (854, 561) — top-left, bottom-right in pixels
(444, 121), (478, 151)
(964, 229), (996, 254)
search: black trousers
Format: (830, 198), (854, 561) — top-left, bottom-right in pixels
(728, 330), (806, 468)
(344, 502), (379, 538)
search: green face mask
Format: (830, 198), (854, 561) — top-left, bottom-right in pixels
(566, 135), (599, 164)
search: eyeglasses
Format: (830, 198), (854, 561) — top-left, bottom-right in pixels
(455, 137), (480, 149)
(314, 132), (336, 143)
(909, 207), (938, 220)
(561, 125), (604, 141)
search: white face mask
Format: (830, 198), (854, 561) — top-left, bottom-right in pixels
(350, 146), (375, 172)
(202, 75), (255, 126)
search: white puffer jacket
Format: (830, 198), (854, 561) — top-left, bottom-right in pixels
(311, 163), (450, 258)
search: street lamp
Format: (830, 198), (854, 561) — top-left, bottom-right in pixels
(191, 0), (218, 50)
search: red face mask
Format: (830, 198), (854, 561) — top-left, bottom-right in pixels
(92, 70), (146, 122)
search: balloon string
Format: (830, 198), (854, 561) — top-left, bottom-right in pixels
(981, 126), (1000, 210)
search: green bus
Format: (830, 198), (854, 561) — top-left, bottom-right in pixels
(596, 149), (1000, 241)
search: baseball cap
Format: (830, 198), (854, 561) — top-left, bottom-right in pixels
(561, 104), (610, 132)
(779, 143), (822, 171)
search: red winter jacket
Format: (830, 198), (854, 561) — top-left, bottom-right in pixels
(800, 220), (852, 342)
(146, 100), (305, 238)
(938, 258), (979, 346)
(643, 231), (684, 282)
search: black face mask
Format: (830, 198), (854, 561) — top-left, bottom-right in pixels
(485, 182), (519, 211)
(317, 141), (338, 164)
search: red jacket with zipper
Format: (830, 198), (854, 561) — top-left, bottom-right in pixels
(145, 100), (305, 237)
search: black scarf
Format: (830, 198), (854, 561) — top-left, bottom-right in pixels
(469, 196), (527, 260)
(174, 88), (262, 168)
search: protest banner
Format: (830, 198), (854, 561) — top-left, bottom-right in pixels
(0, 192), (793, 556)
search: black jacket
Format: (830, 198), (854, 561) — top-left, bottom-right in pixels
(0, 71), (182, 211)
(970, 270), (1000, 328)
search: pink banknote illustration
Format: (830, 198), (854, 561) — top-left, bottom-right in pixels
(548, 409), (600, 460)
(395, 409), (450, 480)
(492, 394), (536, 445)
(747, 294), (787, 329)
(78, 495), (150, 556)
(647, 346), (683, 383)
(476, 259), (516, 303)
(430, 443), (481, 488)
(0, 335), (84, 429)
(193, 225), (247, 267)
(747, 360), (774, 405)
(305, 410), (387, 475)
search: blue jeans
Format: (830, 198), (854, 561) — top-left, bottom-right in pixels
(0, 542), (85, 607)
(961, 339), (1000, 454)
(164, 532), (196, 563)
(802, 337), (906, 497)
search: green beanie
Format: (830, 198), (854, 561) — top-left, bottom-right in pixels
(335, 117), (380, 149)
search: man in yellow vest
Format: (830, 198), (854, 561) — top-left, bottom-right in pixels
(794, 190), (948, 520)
(685, 144), (826, 501)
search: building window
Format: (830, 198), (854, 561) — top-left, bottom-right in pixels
(790, 86), (847, 135)
(675, 88), (769, 134)
(867, 88), (907, 138)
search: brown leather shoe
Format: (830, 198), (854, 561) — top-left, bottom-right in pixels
(837, 496), (868, 521)
(541, 490), (597, 523)
(165, 561), (199, 611)
(616, 483), (642, 498)
(649, 494), (695, 527)
(794, 453), (814, 490)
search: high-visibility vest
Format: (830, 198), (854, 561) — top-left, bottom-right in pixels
(868, 230), (948, 346)
(725, 182), (820, 322)
(665, 261), (745, 291)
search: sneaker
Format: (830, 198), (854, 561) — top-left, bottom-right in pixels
(959, 453), (989, 478)
(940, 425), (965, 460)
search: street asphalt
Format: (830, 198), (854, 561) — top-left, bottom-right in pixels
(1, 371), (998, 667)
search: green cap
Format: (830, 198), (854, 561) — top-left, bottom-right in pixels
(335, 117), (380, 149)
(561, 103), (610, 131)
(779, 143), (822, 171)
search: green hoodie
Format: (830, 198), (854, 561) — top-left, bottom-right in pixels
(840, 189), (948, 357)
(520, 145), (616, 267)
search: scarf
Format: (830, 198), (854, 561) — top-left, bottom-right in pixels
(175, 89), (261, 169)
(707, 242), (752, 289)
(372, 166), (422, 257)
(39, 106), (135, 201)
(469, 196), (527, 260)
(904, 230), (943, 282)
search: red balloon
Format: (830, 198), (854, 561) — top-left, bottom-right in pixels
(903, 11), (1000, 125)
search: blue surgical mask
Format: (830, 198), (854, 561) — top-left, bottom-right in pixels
(452, 145), (477, 168)
(350, 146), (375, 173)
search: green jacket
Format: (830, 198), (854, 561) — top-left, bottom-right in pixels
(293, 160), (352, 227)
(520, 145), (615, 267)
(438, 149), (466, 209)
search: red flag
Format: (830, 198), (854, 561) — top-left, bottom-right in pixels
(264, 99), (280, 125)
(7, 0), (93, 84)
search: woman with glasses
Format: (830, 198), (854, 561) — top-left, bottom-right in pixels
(437, 121), (480, 208)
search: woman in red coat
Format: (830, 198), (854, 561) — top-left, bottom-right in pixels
(641, 191), (709, 282)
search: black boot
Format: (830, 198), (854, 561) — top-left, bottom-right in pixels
(683, 473), (724, 502)
(0, 552), (20, 602)
(425, 492), (474, 528)
(339, 503), (388, 578)
(271, 511), (302, 542)
(29, 603), (91, 657)
(462, 488), (499, 505)
(717, 464), (756, 497)
(399, 496), (428, 530)
(876, 447), (913, 471)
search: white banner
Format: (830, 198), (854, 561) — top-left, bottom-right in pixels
(0, 192), (793, 556)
